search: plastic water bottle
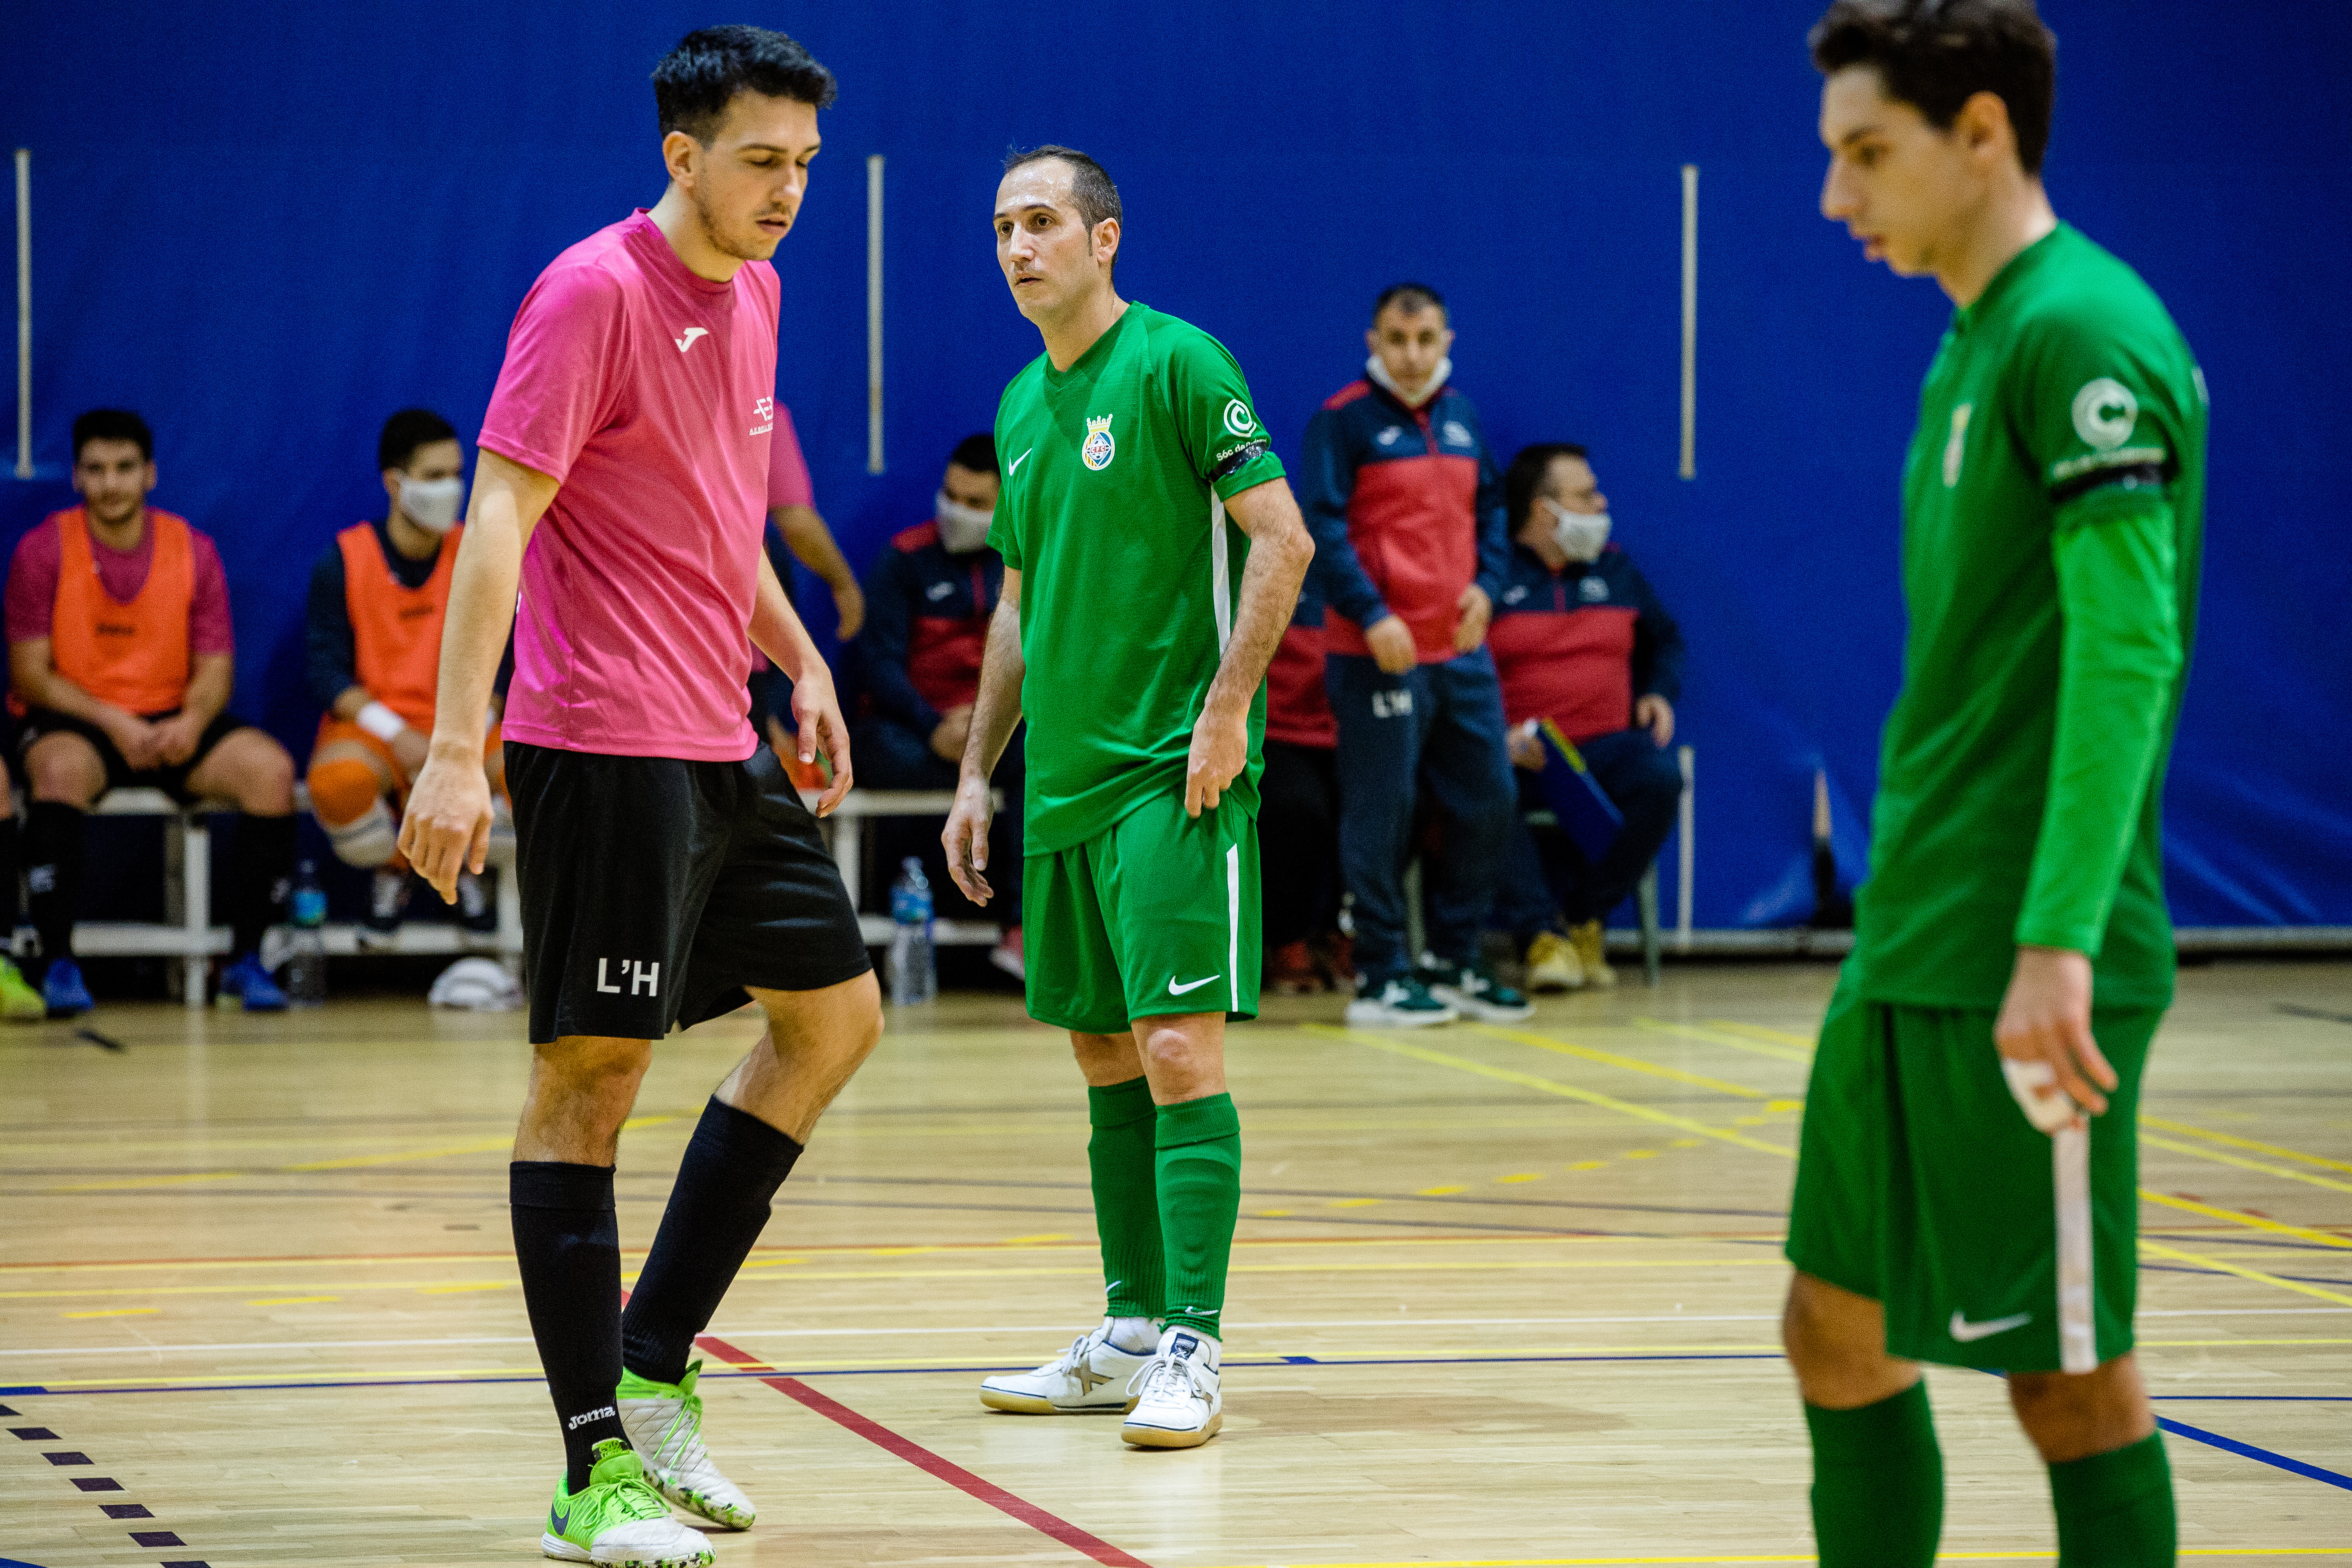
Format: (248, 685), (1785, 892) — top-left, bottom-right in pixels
(886, 857), (936, 1005)
(284, 860), (328, 1007)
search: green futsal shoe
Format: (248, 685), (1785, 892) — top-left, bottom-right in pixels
(542, 1438), (714, 1567)
(617, 1360), (756, 1530)
(0, 956), (45, 1021)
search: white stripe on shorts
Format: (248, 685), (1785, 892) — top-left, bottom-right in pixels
(2055, 1122), (2096, 1373)
(1225, 842), (1241, 1015)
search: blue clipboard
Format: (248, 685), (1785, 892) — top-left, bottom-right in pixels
(1534, 719), (1624, 864)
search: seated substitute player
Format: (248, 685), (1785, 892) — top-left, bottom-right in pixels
(0, 754), (43, 1018)
(303, 408), (507, 945)
(1783, 4), (2207, 1565)
(1301, 283), (1531, 1027)
(401, 29), (880, 1568)
(1260, 579), (1345, 994)
(852, 432), (1024, 977)
(943, 145), (1314, 1449)
(1488, 442), (1684, 991)
(7, 409), (296, 1015)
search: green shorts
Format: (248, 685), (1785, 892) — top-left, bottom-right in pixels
(1021, 789), (1261, 1036)
(1784, 985), (2161, 1374)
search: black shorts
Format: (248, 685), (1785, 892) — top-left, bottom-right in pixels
(505, 739), (871, 1044)
(16, 707), (253, 804)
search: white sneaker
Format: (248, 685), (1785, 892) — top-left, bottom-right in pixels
(616, 1361), (754, 1530)
(1120, 1326), (1223, 1449)
(979, 1320), (1157, 1414)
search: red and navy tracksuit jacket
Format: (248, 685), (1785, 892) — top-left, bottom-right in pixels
(858, 521), (1004, 736)
(1298, 377), (1513, 663)
(1487, 541), (1684, 743)
(1265, 584), (1337, 750)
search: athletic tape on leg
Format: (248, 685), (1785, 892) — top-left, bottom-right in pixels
(327, 800), (397, 868)
(2002, 1057), (2080, 1134)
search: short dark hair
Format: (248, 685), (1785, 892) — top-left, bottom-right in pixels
(1001, 145), (1122, 234)
(72, 408), (152, 462)
(947, 433), (999, 476)
(378, 408), (459, 472)
(1504, 443), (1592, 530)
(654, 25), (837, 143)
(1372, 283), (1446, 324)
(1810, 0), (2057, 175)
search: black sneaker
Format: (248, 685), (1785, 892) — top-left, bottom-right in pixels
(1428, 958), (1535, 1022)
(356, 869), (409, 950)
(456, 868), (499, 937)
(1343, 971), (1459, 1028)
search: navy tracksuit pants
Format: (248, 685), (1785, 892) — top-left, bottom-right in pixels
(1326, 649), (1517, 980)
(1492, 726), (1683, 933)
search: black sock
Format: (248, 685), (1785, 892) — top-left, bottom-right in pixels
(511, 1161), (627, 1493)
(0, 813), (21, 936)
(621, 1098), (804, 1386)
(229, 812), (297, 958)
(24, 801), (85, 971)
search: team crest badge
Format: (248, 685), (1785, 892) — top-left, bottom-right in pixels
(1081, 414), (1116, 471)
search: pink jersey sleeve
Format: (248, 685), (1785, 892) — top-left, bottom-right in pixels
(4, 520), (61, 645)
(187, 531), (235, 656)
(477, 261), (628, 484)
(767, 403), (813, 510)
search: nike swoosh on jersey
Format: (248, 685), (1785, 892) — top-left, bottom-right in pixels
(1167, 974), (1221, 996)
(1949, 1309), (2032, 1343)
(1008, 448), (1032, 476)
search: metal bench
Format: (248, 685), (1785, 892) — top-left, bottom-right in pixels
(805, 788), (1004, 948)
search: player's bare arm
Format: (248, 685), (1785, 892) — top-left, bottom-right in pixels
(151, 652), (233, 765)
(942, 568), (1024, 903)
(1188, 478), (1313, 819)
(401, 448), (557, 901)
(747, 546), (853, 814)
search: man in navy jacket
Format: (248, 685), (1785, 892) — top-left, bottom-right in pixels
(1489, 442), (1685, 989)
(855, 434), (1024, 976)
(1299, 284), (1529, 1026)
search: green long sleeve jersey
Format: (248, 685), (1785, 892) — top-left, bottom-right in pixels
(1847, 223), (2208, 1010)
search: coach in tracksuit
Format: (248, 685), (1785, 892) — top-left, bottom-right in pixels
(1300, 283), (1529, 1026)
(853, 434), (1025, 976)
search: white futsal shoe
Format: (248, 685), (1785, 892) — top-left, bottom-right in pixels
(615, 1361), (755, 1531)
(979, 1319), (1159, 1414)
(1119, 1326), (1223, 1449)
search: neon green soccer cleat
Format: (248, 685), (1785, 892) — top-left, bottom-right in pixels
(0, 956), (45, 1022)
(542, 1438), (714, 1566)
(617, 1360), (754, 1530)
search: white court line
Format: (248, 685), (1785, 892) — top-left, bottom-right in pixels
(6, 1307), (2344, 1360)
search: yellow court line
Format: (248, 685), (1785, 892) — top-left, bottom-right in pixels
(1306, 1025), (1795, 1158)
(248, 1296), (339, 1305)
(50, 1170), (243, 1193)
(1467, 1024), (1771, 1098)
(1705, 1021), (1818, 1048)
(61, 1307), (159, 1319)
(2140, 1191), (2352, 1252)
(2140, 1240), (2352, 1309)
(2142, 1114), (2352, 1178)
(1635, 1018), (1814, 1065)
(2142, 1134), (2352, 1199)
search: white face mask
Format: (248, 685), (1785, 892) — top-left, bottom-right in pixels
(1545, 498), (1611, 562)
(399, 475), (464, 535)
(935, 490), (995, 555)
(1365, 352), (1452, 410)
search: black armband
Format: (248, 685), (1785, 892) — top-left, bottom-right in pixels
(2050, 461), (2166, 506)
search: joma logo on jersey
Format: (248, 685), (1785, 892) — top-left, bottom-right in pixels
(1943, 402), (1973, 487)
(1081, 414), (1116, 471)
(596, 959), (660, 996)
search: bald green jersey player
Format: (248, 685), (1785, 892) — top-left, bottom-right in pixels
(1782, 5), (2205, 1566)
(944, 145), (1314, 1450)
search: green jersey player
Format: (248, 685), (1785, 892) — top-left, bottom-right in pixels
(942, 145), (1314, 1449)
(1783, 4), (2205, 1566)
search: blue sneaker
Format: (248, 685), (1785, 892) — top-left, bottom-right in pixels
(220, 952), (288, 1012)
(41, 956), (94, 1018)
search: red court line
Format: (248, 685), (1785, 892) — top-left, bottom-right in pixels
(695, 1332), (1152, 1568)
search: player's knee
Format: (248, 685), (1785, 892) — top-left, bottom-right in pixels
(241, 737), (298, 811)
(28, 737), (100, 804)
(309, 756), (385, 826)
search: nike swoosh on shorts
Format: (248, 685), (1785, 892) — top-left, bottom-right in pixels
(1167, 974), (1221, 996)
(1949, 1310), (2032, 1343)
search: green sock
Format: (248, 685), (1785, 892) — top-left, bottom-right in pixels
(1804, 1381), (1942, 1568)
(2051, 1431), (2174, 1567)
(1154, 1092), (1241, 1339)
(1087, 1077), (1164, 1320)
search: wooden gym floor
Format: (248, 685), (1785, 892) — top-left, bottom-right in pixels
(4, 960), (2350, 1566)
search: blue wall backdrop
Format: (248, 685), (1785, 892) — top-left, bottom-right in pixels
(6, 2), (2347, 929)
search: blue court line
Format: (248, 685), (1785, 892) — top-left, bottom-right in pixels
(2158, 1416), (2352, 1492)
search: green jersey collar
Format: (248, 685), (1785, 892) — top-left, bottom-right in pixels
(1043, 300), (1140, 385)
(1953, 223), (2073, 334)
